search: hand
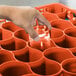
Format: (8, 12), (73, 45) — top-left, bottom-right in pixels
(0, 5), (52, 41)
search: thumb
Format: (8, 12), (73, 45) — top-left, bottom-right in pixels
(23, 24), (40, 41)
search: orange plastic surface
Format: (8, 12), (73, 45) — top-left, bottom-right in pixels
(0, 3), (76, 76)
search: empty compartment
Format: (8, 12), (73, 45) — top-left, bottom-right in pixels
(0, 61), (32, 76)
(51, 19), (74, 30)
(44, 47), (74, 63)
(0, 50), (15, 64)
(55, 36), (76, 57)
(64, 27), (76, 37)
(15, 47), (43, 63)
(1, 38), (27, 53)
(45, 3), (67, 19)
(42, 12), (59, 22)
(56, 37), (76, 48)
(50, 28), (65, 43)
(2, 22), (21, 32)
(64, 27), (76, 55)
(61, 58), (76, 76)
(30, 57), (62, 76)
(29, 39), (56, 52)
(0, 28), (12, 44)
(14, 29), (29, 41)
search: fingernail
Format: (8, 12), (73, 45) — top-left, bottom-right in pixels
(33, 36), (40, 41)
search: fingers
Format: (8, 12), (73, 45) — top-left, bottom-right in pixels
(23, 24), (40, 41)
(31, 16), (36, 26)
(36, 10), (52, 30)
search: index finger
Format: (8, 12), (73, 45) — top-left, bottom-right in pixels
(36, 10), (52, 30)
